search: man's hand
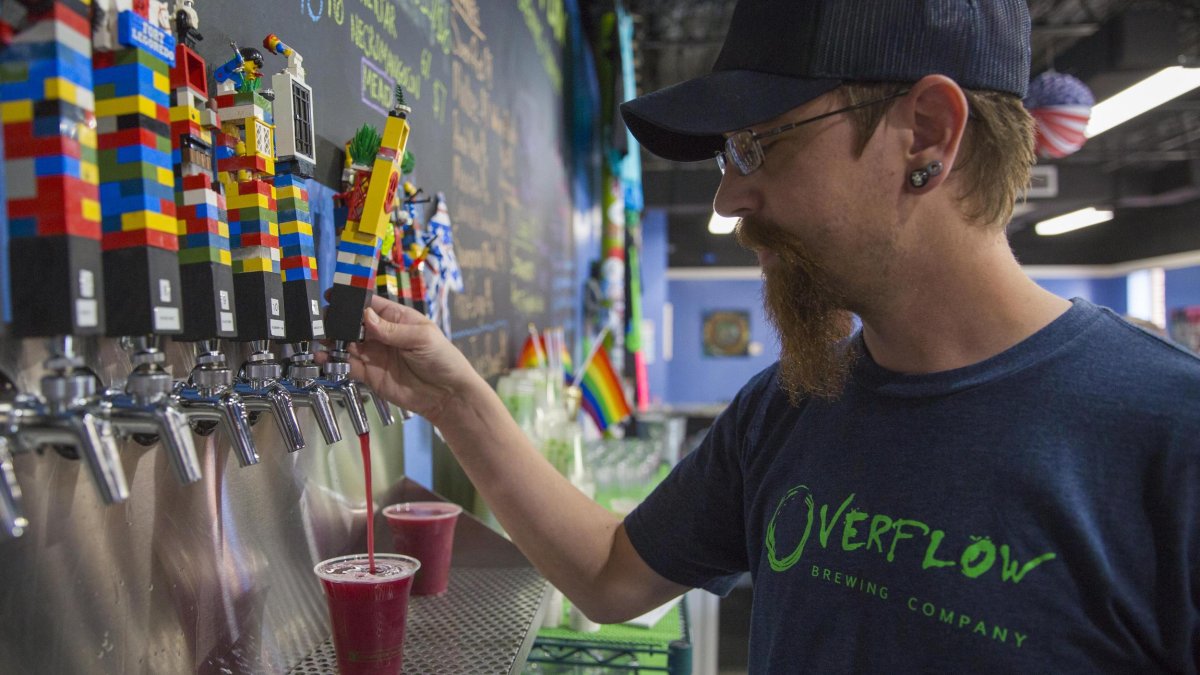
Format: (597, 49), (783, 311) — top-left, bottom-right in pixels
(327, 294), (481, 426)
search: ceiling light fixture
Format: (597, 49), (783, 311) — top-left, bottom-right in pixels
(708, 212), (738, 235)
(1086, 66), (1200, 138)
(1034, 207), (1114, 236)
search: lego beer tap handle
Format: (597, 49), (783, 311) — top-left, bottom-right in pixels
(325, 86), (412, 342)
(92, 5), (185, 339)
(2, 1), (106, 337)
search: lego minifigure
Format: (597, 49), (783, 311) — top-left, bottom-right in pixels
(213, 41), (272, 100)
(173, 0), (202, 48)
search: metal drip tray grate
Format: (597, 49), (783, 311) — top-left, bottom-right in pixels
(290, 567), (548, 674)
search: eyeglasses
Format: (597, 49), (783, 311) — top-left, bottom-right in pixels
(714, 89), (911, 176)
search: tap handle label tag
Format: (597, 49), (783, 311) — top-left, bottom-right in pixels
(79, 270), (95, 299)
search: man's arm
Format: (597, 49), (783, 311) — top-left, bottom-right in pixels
(342, 296), (689, 622)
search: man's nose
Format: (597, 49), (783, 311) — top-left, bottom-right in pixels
(713, 165), (758, 221)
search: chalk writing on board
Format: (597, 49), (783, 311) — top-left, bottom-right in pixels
(351, 12), (424, 99)
(451, 0), (484, 40)
(431, 79), (448, 124)
(454, 240), (506, 272)
(420, 49), (433, 78)
(303, 0), (323, 23)
(396, 0), (452, 55)
(453, 276), (495, 322)
(511, 287), (547, 316)
(452, 15), (493, 83)
(357, 0), (398, 39)
(540, 0), (566, 45)
(517, 0), (561, 93)
(361, 57), (396, 116)
(462, 327), (508, 379)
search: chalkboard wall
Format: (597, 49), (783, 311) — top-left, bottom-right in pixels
(194, 0), (575, 378)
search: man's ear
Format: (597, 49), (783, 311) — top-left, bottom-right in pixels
(899, 75), (969, 190)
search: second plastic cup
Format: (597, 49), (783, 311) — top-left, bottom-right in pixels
(313, 553), (420, 675)
(382, 501), (463, 596)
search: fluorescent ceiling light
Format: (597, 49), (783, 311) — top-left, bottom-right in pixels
(1035, 207), (1113, 236)
(1086, 66), (1200, 138)
(708, 212), (738, 235)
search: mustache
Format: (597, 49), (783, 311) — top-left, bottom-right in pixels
(736, 217), (823, 272)
(735, 217), (794, 253)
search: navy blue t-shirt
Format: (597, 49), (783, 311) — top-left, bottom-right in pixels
(625, 299), (1200, 673)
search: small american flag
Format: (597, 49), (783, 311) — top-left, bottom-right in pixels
(1024, 71), (1095, 160)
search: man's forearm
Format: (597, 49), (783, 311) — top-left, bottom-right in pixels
(430, 377), (681, 621)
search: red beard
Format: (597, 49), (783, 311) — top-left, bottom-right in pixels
(736, 218), (855, 403)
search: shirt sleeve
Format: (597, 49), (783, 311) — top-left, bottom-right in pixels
(624, 369), (773, 596)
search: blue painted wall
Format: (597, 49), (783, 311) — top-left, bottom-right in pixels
(642, 209), (669, 405)
(1165, 265), (1200, 313)
(666, 277), (778, 405)
(1032, 275), (1127, 313)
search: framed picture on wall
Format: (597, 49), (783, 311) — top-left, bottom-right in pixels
(703, 310), (751, 357)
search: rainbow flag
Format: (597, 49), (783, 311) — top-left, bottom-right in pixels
(516, 335), (632, 433)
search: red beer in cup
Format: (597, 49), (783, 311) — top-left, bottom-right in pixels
(314, 553), (420, 675)
(382, 502), (463, 596)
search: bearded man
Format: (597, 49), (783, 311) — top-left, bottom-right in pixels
(341, 0), (1200, 670)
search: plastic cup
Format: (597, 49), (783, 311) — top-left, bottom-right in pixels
(382, 501), (463, 596)
(314, 553), (420, 675)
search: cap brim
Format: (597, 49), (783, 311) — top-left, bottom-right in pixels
(620, 71), (841, 162)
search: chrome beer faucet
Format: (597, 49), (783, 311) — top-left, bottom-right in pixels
(100, 337), (201, 485)
(0, 340), (128, 507)
(318, 341), (407, 436)
(234, 340), (305, 453)
(281, 342), (342, 445)
(0, 432), (28, 539)
(172, 340), (258, 467)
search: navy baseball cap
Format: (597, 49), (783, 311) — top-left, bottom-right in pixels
(620, 0), (1031, 162)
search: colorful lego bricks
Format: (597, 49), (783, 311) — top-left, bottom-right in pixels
(0, 93), (8, 331)
(1, 1), (106, 337)
(325, 95), (411, 342)
(94, 9), (183, 336)
(375, 210), (399, 302)
(170, 41), (237, 340)
(275, 166), (323, 339)
(267, 36), (322, 341)
(215, 89), (285, 341)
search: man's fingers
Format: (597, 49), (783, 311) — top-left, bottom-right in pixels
(367, 294), (424, 324)
(363, 307), (428, 348)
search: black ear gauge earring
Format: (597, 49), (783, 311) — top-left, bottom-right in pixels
(908, 160), (944, 188)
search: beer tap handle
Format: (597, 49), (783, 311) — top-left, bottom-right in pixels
(68, 412), (129, 505)
(213, 392), (259, 468)
(339, 380), (371, 437)
(154, 406), (202, 484)
(177, 391), (260, 467)
(307, 386), (343, 445)
(363, 385), (400, 425)
(264, 385), (305, 453)
(0, 437), (29, 539)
